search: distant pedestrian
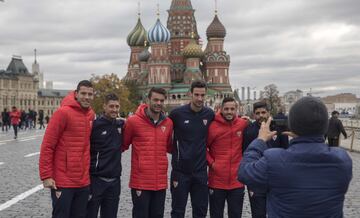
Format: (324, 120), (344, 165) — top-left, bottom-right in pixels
(45, 115), (50, 124)
(326, 110), (347, 146)
(9, 106), (21, 139)
(1, 108), (9, 132)
(38, 110), (45, 129)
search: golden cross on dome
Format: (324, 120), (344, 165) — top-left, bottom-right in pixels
(137, 1), (141, 17)
(215, 0), (218, 15)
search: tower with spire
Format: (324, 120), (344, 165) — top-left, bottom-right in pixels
(32, 49), (44, 89)
(125, 0), (233, 107)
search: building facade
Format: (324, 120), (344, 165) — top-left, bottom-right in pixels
(0, 55), (69, 117)
(124, 0), (233, 108)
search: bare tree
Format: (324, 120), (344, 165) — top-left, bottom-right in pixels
(263, 84), (281, 116)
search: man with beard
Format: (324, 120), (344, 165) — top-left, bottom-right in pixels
(242, 101), (288, 218)
(170, 80), (215, 218)
(87, 93), (124, 218)
(39, 80), (95, 218)
(123, 87), (173, 218)
(207, 97), (248, 218)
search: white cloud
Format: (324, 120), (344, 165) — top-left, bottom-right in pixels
(0, 0), (359, 97)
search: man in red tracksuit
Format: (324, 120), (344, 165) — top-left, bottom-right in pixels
(39, 80), (95, 218)
(207, 97), (248, 218)
(123, 87), (173, 218)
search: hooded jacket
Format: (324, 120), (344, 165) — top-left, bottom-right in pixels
(207, 113), (248, 190)
(39, 91), (95, 188)
(123, 104), (173, 190)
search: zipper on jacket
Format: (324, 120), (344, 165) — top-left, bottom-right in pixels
(177, 140), (180, 162)
(95, 152), (100, 171)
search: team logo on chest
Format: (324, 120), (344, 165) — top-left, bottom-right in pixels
(117, 128), (122, 134)
(161, 126), (166, 133)
(203, 119), (208, 126)
(236, 131), (242, 137)
(272, 135), (278, 141)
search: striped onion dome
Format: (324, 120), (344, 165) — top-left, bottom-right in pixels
(183, 38), (203, 58)
(127, 18), (147, 47)
(147, 19), (171, 43)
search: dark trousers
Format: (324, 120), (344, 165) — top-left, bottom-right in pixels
(328, 138), (340, 147)
(170, 170), (208, 218)
(248, 190), (266, 218)
(209, 187), (245, 218)
(131, 189), (166, 218)
(51, 186), (90, 218)
(12, 124), (18, 138)
(86, 177), (120, 218)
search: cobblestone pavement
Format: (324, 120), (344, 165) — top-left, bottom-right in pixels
(0, 129), (359, 217)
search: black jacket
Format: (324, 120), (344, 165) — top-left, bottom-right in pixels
(170, 104), (215, 174)
(90, 115), (124, 178)
(327, 117), (347, 139)
(243, 121), (289, 151)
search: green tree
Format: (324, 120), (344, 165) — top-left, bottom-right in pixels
(90, 73), (137, 115)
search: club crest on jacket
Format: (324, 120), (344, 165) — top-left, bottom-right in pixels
(173, 181), (178, 188)
(161, 126), (166, 132)
(203, 119), (208, 126)
(236, 131), (242, 137)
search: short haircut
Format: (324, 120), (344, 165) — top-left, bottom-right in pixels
(332, 110), (339, 116)
(222, 97), (236, 106)
(148, 87), (166, 99)
(104, 93), (119, 104)
(253, 101), (268, 112)
(76, 80), (93, 92)
(190, 80), (207, 93)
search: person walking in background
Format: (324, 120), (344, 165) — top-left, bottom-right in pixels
(326, 110), (347, 146)
(1, 108), (9, 132)
(123, 87), (173, 218)
(86, 93), (124, 218)
(207, 97), (248, 218)
(38, 110), (45, 129)
(9, 106), (21, 139)
(39, 80), (95, 218)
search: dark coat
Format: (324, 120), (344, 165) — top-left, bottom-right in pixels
(327, 117), (347, 139)
(239, 136), (352, 218)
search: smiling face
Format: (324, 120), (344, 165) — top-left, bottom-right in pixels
(103, 100), (120, 119)
(75, 86), (94, 108)
(221, 101), (237, 121)
(148, 92), (165, 114)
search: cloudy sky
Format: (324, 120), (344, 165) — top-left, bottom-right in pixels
(0, 0), (359, 96)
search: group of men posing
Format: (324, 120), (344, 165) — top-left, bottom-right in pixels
(39, 80), (352, 218)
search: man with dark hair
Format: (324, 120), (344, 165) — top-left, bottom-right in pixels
(242, 101), (288, 218)
(326, 110), (347, 146)
(207, 97), (248, 218)
(123, 87), (173, 218)
(170, 80), (215, 218)
(39, 80), (95, 218)
(87, 93), (123, 218)
(239, 96), (352, 217)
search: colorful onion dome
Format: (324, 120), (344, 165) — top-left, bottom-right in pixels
(183, 39), (203, 58)
(127, 18), (147, 47)
(138, 47), (151, 62)
(206, 15), (226, 39)
(147, 19), (171, 43)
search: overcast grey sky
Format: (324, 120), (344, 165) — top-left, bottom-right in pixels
(0, 0), (359, 96)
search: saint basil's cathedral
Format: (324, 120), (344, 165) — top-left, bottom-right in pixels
(124, 0), (234, 107)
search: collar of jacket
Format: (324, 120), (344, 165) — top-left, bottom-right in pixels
(290, 135), (325, 146)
